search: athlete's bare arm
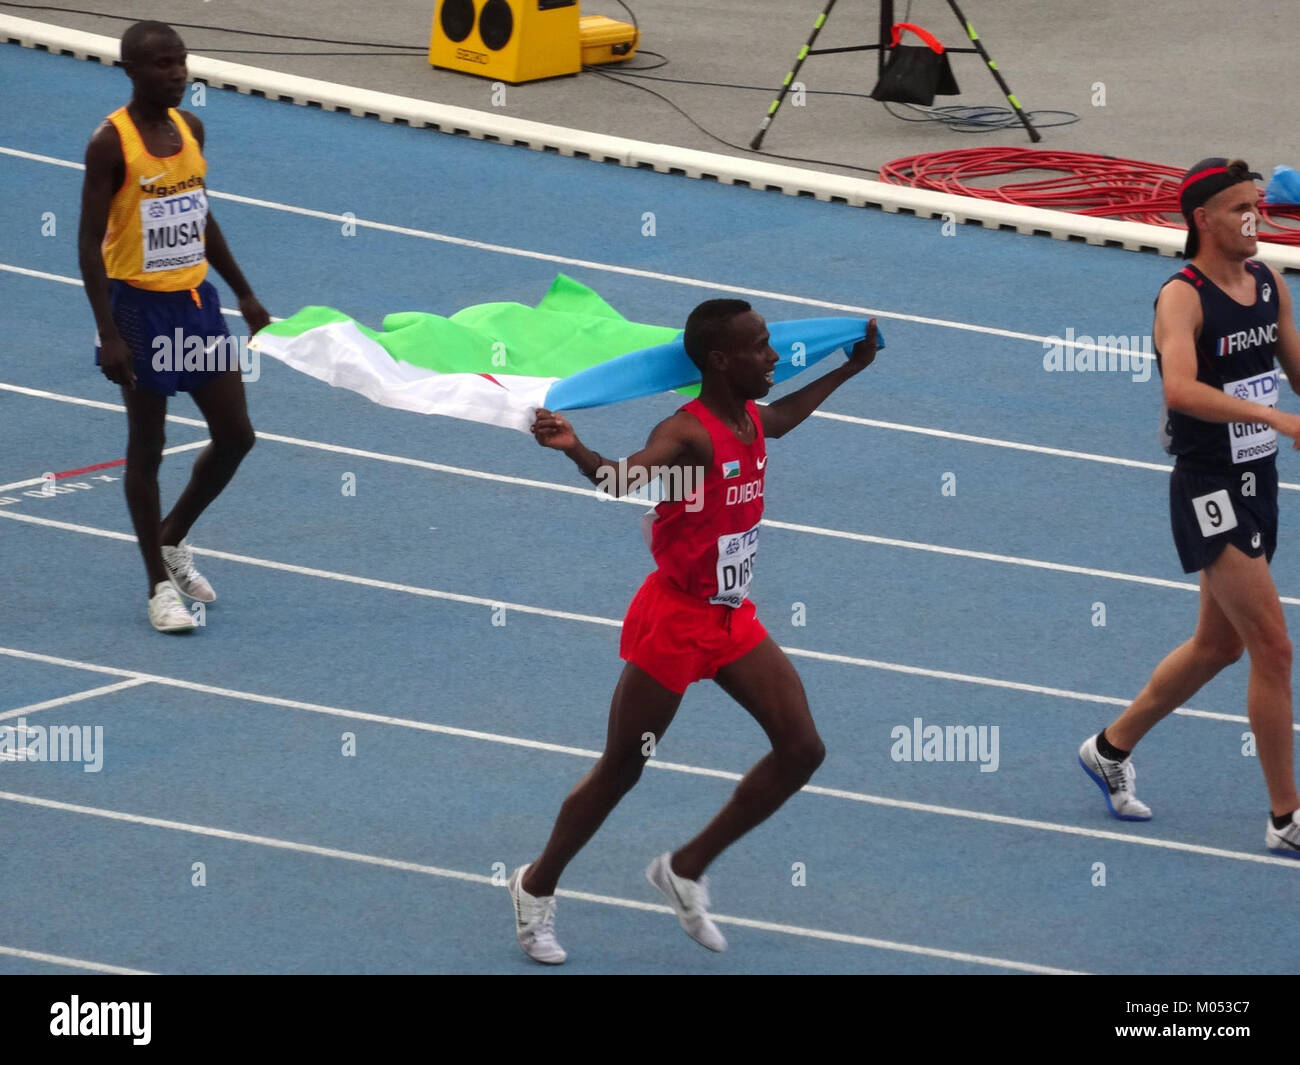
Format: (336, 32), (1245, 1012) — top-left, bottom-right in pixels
(1266, 266), (1300, 400)
(759, 318), (878, 439)
(532, 408), (711, 495)
(78, 122), (135, 388)
(178, 111), (270, 334)
(1157, 281), (1300, 447)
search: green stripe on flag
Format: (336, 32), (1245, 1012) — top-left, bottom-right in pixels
(260, 274), (679, 379)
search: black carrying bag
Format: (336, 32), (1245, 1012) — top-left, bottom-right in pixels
(869, 22), (960, 106)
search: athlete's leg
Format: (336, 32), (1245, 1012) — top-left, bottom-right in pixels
(159, 369), (255, 547)
(522, 663), (684, 896)
(1199, 545), (1298, 817)
(1104, 570), (1244, 750)
(670, 637), (824, 881)
(121, 383), (171, 597)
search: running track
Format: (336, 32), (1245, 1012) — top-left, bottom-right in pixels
(1, 43), (1299, 975)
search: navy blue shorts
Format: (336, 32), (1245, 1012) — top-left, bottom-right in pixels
(94, 279), (232, 396)
(1169, 461), (1278, 573)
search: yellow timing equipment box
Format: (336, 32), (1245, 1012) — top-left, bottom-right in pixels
(429, 1), (637, 84)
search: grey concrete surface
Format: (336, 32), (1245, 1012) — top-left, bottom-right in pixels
(3, 0), (1296, 180)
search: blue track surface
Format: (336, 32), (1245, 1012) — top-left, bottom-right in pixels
(2, 43), (1300, 975)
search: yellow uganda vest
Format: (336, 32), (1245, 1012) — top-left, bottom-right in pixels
(101, 106), (208, 292)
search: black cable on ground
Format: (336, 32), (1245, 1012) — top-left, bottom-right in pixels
(585, 64), (880, 176)
(881, 101), (1080, 133)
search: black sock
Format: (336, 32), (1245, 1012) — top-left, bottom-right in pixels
(1272, 812), (1295, 830)
(1095, 729), (1130, 761)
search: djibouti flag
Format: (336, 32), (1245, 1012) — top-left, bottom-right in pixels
(250, 274), (882, 431)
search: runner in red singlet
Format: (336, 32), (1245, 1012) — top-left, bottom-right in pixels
(507, 299), (879, 963)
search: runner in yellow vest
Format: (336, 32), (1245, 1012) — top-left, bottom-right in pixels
(78, 20), (270, 633)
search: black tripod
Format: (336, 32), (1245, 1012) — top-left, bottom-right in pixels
(750, 0), (1040, 149)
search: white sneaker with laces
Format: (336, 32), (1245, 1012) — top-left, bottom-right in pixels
(646, 852), (727, 952)
(149, 581), (197, 633)
(161, 540), (215, 602)
(507, 864), (566, 964)
(1266, 812), (1300, 858)
(1078, 733), (1152, 821)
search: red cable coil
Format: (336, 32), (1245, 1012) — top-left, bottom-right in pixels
(879, 148), (1300, 245)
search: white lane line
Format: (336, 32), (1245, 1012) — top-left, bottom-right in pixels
(0, 788), (1078, 973)
(0, 440), (212, 494)
(0, 146), (83, 171)
(0, 519), (1292, 726)
(0, 261), (83, 283)
(0, 943), (154, 976)
(9, 271), (1300, 491)
(802, 784), (1300, 868)
(0, 678), (149, 722)
(0, 262), (255, 323)
(0, 476), (54, 492)
(0, 151), (1139, 358)
(0, 510), (622, 626)
(760, 517), (1223, 597)
(5, 382), (1291, 597)
(812, 410), (1177, 474)
(0, 380), (204, 421)
(2, 644), (1296, 867)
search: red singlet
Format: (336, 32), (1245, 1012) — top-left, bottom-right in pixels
(619, 398), (770, 694)
(649, 397), (767, 607)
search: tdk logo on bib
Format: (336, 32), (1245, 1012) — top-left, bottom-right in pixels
(1230, 372), (1278, 401)
(726, 527), (760, 554)
(1217, 323), (1278, 357)
(147, 192), (206, 224)
(1224, 369), (1279, 463)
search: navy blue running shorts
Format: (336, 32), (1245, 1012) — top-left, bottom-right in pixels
(1169, 461), (1278, 573)
(94, 278), (232, 396)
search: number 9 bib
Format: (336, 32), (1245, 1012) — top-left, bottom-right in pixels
(1191, 488), (1238, 538)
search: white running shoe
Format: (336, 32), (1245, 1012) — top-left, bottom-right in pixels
(1078, 734), (1152, 821)
(507, 865), (566, 965)
(1265, 813), (1300, 858)
(148, 581), (197, 633)
(161, 540), (215, 602)
(646, 852), (727, 952)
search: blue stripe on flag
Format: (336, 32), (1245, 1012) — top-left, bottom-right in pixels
(543, 318), (882, 412)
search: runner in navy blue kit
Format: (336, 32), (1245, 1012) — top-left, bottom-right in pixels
(1079, 158), (1300, 856)
(506, 300), (879, 963)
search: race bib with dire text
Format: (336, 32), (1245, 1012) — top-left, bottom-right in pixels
(711, 522), (760, 608)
